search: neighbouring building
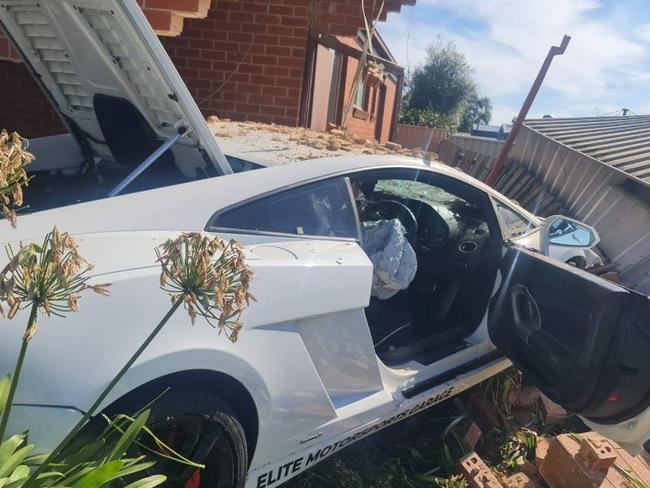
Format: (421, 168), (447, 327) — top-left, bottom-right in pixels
(0, 0), (412, 143)
(309, 30), (403, 143)
(510, 116), (650, 294)
(470, 123), (511, 140)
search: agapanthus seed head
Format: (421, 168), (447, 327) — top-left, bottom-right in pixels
(0, 130), (34, 228)
(0, 227), (111, 339)
(155, 233), (254, 343)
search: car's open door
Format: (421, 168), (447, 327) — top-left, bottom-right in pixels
(489, 246), (650, 453)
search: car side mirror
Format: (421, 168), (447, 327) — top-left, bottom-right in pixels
(540, 215), (600, 253)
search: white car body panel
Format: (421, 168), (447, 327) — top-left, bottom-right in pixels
(2, 155), (648, 487)
(1, 157), (514, 484)
(0, 1), (646, 485)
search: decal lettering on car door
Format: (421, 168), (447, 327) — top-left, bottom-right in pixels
(255, 386), (454, 487)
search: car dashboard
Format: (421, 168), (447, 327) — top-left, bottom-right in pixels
(369, 189), (491, 276)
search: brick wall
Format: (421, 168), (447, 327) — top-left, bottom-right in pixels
(161, 0), (310, 126)
(0, 0), (411, 138)
(0, 62), (65, 138)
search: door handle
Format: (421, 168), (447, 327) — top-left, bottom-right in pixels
(510, 284), (541, 345)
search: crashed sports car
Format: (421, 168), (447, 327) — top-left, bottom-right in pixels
(0, 1), (649, 488)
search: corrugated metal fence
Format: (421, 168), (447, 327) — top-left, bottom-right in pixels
(393, 124), (648, 292)
(510, 126), (650, 294)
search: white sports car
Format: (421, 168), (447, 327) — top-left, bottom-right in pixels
(1, 2), (648, 488)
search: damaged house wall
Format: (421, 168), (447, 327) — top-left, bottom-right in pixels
(510, 123), (650, 294)
(0, 0), (413, 140)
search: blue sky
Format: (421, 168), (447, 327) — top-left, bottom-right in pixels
(379, 0), (650, 125)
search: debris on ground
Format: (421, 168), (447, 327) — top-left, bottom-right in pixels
(539, 432), (650, 488)
(205, 116), (439, 167)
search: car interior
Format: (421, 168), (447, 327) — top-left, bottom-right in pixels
(350, 169), (504, 367)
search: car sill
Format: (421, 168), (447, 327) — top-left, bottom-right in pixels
(401, 350), (505, 399)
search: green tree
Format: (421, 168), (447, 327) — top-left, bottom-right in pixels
(405, 41), (491, 132)
(409, 41), (476, 115)
(459, 95), (493, 132)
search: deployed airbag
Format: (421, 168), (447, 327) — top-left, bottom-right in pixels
(361, 219), (417, 300)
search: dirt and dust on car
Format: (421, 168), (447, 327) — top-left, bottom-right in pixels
(205, 115), (440, 167)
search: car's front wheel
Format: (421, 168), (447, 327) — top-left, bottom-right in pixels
(147, 389), (248, 488)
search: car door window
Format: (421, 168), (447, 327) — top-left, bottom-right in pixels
(210, 177), (359, 239)
(495, 202), (535, 240)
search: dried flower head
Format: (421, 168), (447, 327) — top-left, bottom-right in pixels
(0, 130), (34, 228)
(155, 233), (255, 343)
(0, 227), (110, 340)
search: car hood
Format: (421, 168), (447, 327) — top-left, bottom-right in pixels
(0, 0), (232, 177)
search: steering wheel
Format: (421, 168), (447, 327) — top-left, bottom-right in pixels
(362, 200), (418, 246)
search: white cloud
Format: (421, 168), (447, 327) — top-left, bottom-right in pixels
(636, 23), (650, 43)
(380, 0), (650, 123)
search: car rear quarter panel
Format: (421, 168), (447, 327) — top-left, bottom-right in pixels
(0, 232), (373, 469)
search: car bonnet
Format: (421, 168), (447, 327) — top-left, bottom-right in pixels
(0, 0), (232, 177)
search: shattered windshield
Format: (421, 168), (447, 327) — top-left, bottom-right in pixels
(374, 179), (481, 219)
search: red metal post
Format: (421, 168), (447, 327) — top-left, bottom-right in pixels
(486, 35), (571, 186)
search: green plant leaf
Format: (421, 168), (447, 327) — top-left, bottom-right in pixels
(613, 465), (648, 488)
(107, 459), (156, 480)
(0, 444), (34, 479)
(0, 376), (10, 419)
(70, 460), (124, 488)
(107, 410), (150, 462)
(2, 463), (30, 488)
(108, 415), (203, 469)
(33, 471), (65, 481)
(0, 436), (25, 467)
(121, 475), (167, 488)
(57, 437), (106, 471)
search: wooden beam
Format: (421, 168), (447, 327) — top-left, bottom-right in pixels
(317, 35), (404, 77)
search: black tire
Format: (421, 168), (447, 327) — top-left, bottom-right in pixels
(146, 389), (248, 488)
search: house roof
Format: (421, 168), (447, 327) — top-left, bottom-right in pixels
(524, 115), (650, 184)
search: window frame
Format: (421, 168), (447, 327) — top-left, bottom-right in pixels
(491, 197), (539, 242)
(206, 176), (362, 243)
(205, 165), (505, 245)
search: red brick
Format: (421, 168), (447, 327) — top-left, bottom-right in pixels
(262, 86), (288, 96)
(269, 5), (294, 15)
(219, 1), (242, 11)
(250, 75), (276, 86)
(241, 3), (269, 13)
(579, 435), (618, 471)
(239, 64), (265, 74)
(266, 46), (292, 57)
(228, 11), (256, 22)
(458, 452), (503, 488)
